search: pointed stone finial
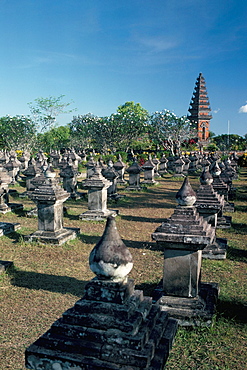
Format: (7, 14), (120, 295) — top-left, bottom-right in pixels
(200, 168), (213, 185)
(89, 216), (133, 281)
(176, 177), (196, 206)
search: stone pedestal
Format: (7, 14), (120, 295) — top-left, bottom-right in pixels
(113, 154), (126, 184)
(102, 161), (121, 199)
(142, 155), (159, 185)
(152, 177), (218, 326)
(25, 169), (79, 245)
(159, 154), (168, 176)
(173, 157), (185, 177)
(0, 165), (12, 213)
(60, 160), (81, 200)
(5, 156), (20, 184)
(80, 164), (117, 220)
(126, 159), (143, 191)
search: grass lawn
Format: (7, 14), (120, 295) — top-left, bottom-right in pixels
(0, 168), (246, 370)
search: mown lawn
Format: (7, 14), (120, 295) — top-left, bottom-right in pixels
(0, 168), (246, 370)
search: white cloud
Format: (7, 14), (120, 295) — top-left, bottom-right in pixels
(213, 108), (220, 114)
(135, 35), (178, 53)
(239, 103), (247, 113)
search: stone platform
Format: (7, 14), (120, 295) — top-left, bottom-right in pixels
(26, 278), (178, 370)
(0, 221), (20, 236)
(24, 227), (80, 245)
(202, 237), (228, 259)
(153, 281), (219, 327)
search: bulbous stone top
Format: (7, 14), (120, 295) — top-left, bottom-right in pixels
(200, 169), (213, 185)
(89, 216), (133, 281)
(176, 177), (196, 206)
(126, 158), (142, 174)
(210, 161), (221, 177)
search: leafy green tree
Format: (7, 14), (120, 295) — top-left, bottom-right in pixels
(0, 115), (37, 151)
(37, 125), (71, 152)
(69, 102), (149, 153)
(69, 113), (101, 149)
(212, 134), (247, 151)
(28, 95), (76, 132)
(113, 101), (149, 151)
(149, 110), (196, 155)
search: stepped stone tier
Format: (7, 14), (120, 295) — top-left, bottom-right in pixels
(210, 161), (234, 228)
(188, 72), (212, 145)
(152, 177), (219, 326)
(195, 169), (228, 259)
(80, 163), (117, 220)
(25, 167), (79, 245)
(25, 216), (178, 370)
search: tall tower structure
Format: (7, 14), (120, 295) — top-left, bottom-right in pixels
(188, 73), (212, 144)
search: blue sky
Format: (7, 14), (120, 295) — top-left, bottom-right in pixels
(0, 0), (247, 136)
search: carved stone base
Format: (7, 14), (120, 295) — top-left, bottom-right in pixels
(25, 278), (178, 370)
(217, 215), (232, 229)
(79, 209), (118, 221)
(202, 238), (228, 259)
(153, 281), (219, 327)
(0, 221), (20, 235)
(24, 228), (79, 245)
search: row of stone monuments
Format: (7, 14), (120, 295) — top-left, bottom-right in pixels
(25, 175), (222, 369)
(0, 148), (239, 369)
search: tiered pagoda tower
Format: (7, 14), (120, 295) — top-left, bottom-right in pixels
(188, 73), (212, 145)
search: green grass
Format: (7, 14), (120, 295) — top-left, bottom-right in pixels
(0, 169), (246, 369)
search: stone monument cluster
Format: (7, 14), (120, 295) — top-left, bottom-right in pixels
(0, 147), (239, 369)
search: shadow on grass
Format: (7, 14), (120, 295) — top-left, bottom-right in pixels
(231, 222), (247, 234)
(234, 205), (247, 212)
(120, 214), (165, 224)
(77, 234), (100, 245)
(227, 246), (247, 263)
(8, 266), (87, 297)
(216, 299), (247, 324)
(124, 239), (161, 251)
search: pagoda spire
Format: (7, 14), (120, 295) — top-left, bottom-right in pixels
(188, 73), (212, 145)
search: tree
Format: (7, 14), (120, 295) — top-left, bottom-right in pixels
(149, 110), (196, 155)
(37, 125), (71, 152)
(69, 102), (149, 153)
(69, 113), (101, 149)
(113, 101), (149, 151)
(0, 115), (37, 151)
(212, 134), (247, 151)
(28, 95), (76, 132)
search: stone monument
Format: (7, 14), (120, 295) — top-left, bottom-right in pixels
(25, 216), (177, 370)
(80, 163), (117, 220)
(25, 167), (79, 245)
(152, 177), (219, 326)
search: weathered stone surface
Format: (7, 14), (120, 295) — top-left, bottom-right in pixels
(26, 278), (177, 370)
(25, 168), (79, 245)
(80, 164), (117, 220)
